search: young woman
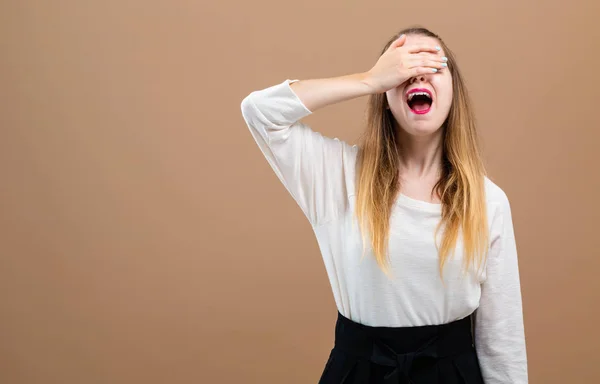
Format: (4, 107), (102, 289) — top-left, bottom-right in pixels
(241, 27), (527, 384)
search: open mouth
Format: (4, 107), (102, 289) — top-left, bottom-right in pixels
(406, 89), (433, 114)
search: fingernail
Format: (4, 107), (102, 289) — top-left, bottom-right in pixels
(432, 68), (438, 73)
(400, 34), (405, 38)
(442, 56), (448, 61)
(442, 63), (447, 67)
(435, 46), (441, 51)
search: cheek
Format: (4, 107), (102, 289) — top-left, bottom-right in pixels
(436, 78), (453, 108)
(387, 88), (403, 103)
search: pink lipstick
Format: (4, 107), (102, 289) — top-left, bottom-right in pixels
(406, 88), (433, 114)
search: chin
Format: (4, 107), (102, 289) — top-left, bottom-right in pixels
(390, 102), (448, 138)
(402, 122), (442, 137)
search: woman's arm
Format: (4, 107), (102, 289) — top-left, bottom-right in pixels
(288, 73), (374, 112)
(240, 35), (445, 226)
(241, 79), (355, 226)
(289, 34), (446, 112)
(474, 191), (528, 383)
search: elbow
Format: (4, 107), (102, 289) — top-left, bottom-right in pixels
(240, 92), (268, 142)
(240, 92), (255, 123)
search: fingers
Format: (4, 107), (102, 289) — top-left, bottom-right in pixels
(409, 66), (443, 76)
(388, 34), (407, 50)
(414, 52), (448, 63)
(407, 44), (442, 54)
(408, 57), (448, 70)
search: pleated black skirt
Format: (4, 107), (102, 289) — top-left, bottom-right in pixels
(318, 312), (484, 384)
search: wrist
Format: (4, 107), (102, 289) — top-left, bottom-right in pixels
(354, 71), (378, 95)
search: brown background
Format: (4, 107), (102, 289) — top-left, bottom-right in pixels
(1, 0), (599, 383)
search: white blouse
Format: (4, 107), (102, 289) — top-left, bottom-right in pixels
(240, 79), (528, 383)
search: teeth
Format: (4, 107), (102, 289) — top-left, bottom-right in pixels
(408, 92), (431, 101)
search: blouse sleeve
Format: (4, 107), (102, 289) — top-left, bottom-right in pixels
(240, 79), (354, 227)
(474, 192), (529, 383)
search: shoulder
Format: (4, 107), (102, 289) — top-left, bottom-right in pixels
(483, 176), (516, 236)
(484, 176), (514, 225)
(484, 176), (511, 209)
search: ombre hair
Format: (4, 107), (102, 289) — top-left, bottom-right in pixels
(355, 27), (488, 277)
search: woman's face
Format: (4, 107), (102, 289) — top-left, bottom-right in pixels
(386, 34), (453, 137)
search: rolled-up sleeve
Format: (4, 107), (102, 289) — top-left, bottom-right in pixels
(240, 79), (353, 226)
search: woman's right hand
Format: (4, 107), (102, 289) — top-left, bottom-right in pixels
(286, 35), (446, 112)
(364, 35), (447, 93)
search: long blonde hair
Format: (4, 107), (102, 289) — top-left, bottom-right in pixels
(355, 27), (488, 277)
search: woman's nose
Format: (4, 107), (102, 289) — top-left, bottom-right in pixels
(410, 75), (427, 83)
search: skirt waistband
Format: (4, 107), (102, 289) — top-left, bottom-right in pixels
(333, 312), (474, 382)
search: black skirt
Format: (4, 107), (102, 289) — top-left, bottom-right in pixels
(318, 312), (484, 384)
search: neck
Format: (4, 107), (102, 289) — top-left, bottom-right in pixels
(397, 128), (444, 178)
